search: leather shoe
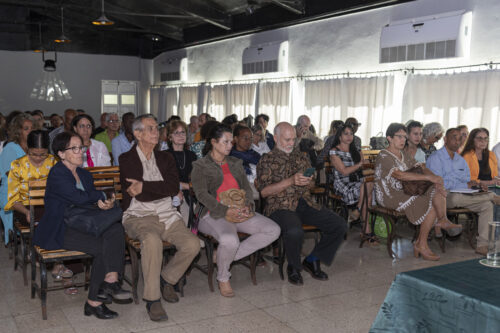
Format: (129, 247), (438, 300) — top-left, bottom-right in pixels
(160, 277), (179, 303)
(302, 259), (328, 281)
(146, 300), (168, 322)
(98, 281), (133, 304)
(84, 302), (118, 319)
(286, 265), (303, 286)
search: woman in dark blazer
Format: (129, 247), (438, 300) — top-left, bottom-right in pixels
(33, 132), (131, 319)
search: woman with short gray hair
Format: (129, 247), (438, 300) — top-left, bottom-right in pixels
(421, 122), (444, 160)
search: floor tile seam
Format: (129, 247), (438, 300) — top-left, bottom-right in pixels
(177, 308), (277, 327)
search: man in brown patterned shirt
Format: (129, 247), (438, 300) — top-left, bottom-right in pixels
(256, 122), (347, 286)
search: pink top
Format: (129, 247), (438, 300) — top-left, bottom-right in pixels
(216, 163), (239, 201)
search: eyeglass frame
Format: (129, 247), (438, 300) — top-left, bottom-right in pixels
(64, 145), (88, 153)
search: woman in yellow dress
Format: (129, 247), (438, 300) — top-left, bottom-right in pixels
(4, 130), (72, 281)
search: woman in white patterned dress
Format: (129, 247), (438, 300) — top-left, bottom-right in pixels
(374, 123), (461, 261)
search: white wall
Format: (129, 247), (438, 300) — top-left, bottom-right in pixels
(0, 51), (150, 121)
(153, 0), (499, 84)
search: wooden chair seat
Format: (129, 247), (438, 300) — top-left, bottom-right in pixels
(34, 246), (91, 261)
(14, 221), (30, 233)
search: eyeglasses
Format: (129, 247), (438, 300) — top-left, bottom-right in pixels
(29, 152), (48, 158)
(172, 131), (186, 136)
(475, 136), (489, 142)
(77, 124), (92, 129)
(394, 134), (407, 140)
(65, 146), (88, 153)
(108, 119), (120, 123)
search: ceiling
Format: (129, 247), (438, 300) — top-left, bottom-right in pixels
(0, 0), (414, 59)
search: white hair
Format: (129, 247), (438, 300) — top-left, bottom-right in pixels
(132, 114), (157, 132)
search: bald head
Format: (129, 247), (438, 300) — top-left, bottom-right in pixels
(274, 122), (296, 154)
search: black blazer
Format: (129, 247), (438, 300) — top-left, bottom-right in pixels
(33, 161), (105, 250)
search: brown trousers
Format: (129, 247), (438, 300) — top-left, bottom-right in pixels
(123, 215), (200, 301)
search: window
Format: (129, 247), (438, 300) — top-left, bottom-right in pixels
(101, 80), (138, 117)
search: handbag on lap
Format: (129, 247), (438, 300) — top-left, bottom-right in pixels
(402, 165), (433, 196)
(219, 189), (254, 223)
(64, 202), (122, 237)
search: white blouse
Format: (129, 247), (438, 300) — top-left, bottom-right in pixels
(82, 139), (111, 167)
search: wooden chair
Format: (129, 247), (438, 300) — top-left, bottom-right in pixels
(367, 205), (407, 258)
(28, 179), (92, 320)
(188, 200), (259, 292)
(12, 211), (32, 286)
(445, 207), (478, 251)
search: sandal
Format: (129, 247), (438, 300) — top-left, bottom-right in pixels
(52, 267), (74, 281)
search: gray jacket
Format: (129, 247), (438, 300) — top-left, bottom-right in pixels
(192, 154), (255, 219)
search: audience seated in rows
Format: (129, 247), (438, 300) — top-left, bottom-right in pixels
(93, 112), (108, 138)
(345, 117), (362, 151)
(256, 122), (347, 285)
(49, 109), (77, 152)
(374, 123), (462, 261)
(187, 115), (199, 146)
(255, 114), (275, 150)
(119, 115), (200, 322)
(427, 128), (500, 256)
(191, 123), (280, 297)
(420, 122), (444, 161)
(193, 113), (210, 143)
(250, 124), (271, 156)
(33, 131), (132, 319)
(404, 121), (426, 163)
(190, 120), (218, 159)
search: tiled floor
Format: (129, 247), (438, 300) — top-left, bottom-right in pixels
(1, 225), (481, 333)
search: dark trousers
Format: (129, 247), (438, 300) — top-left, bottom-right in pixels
(269, 198), (347, 270)
(63, 223), (125, 301)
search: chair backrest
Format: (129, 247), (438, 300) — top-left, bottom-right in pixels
(86, 166), (122, 201)
(28, 179), (47, 234)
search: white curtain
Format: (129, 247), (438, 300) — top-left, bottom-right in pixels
(149, 87), (160, 118)
(164, 88), (178, 121)
(258, 81), (291, 132)
(203, 85), (227, 121)
(229, 83), (256, 120)
(178, 87), (198, 123)
(403, 70), (500, 144)
(304, 76), (395, 143)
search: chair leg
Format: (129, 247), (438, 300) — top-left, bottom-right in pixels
(9, 230), (15, 261)
(20, 235), (28, 286)
(128, 246), (140, 304)
(31, 250), (36, 299)
(40, 262), (48, 320)
(386, 215), (396, 259)
(13, 231), (19, 271)
(278, 236), (285, 281)
(205, 241), (215, 292)
(250, 252), (257, 286)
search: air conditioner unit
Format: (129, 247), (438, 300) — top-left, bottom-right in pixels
(160, 57), (188, 82)
(242, 41), (288, 75)
(380, 10), (472, 63)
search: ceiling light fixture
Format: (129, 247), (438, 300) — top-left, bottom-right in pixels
(54, 7), (71, 43)
(93, 0), (114, 26)
(33, 23), (45, 53)
(42, 50), (56, 72)
(31, 50), (72, 102)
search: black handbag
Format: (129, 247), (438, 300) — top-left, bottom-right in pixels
(370, 132), (389, 149)
(64, 202), (123, 237)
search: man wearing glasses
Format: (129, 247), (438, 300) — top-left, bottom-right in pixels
(119, 115), (200, 322)
(95, 113), (120, 154)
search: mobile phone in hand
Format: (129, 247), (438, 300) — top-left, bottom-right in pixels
(303, 167), (315, 177)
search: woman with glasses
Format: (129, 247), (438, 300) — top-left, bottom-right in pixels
(329, 124), (376, 243)
(165, 120), (197, 225)
(33, 131), (131, 319)
(421, 122), (444, 160)
(461, 128), (500, 186)
(72, 114), (111, 168)
(0, 113), (33, 244)
(374, 123), (462, 261)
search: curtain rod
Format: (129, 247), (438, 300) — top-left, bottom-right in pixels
(150, 61), (500, 88)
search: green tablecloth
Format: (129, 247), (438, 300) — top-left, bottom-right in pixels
(370, 259), (500, 332)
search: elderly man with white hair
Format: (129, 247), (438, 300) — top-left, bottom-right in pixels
(295, 115), (324, 151)
(119, 114), (200, 322)
(256, 122), (347, 286)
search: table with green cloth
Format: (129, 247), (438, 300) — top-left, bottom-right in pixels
(370, 259), (500, 332)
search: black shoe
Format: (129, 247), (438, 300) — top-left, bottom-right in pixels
(98, 281), (133, 304)
(84, 302), (118, 319)
(302, 259), (328, 281)
(286, 265), (303, 286)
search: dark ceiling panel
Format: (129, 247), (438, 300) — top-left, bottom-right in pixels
(0, 0), (415, 58)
